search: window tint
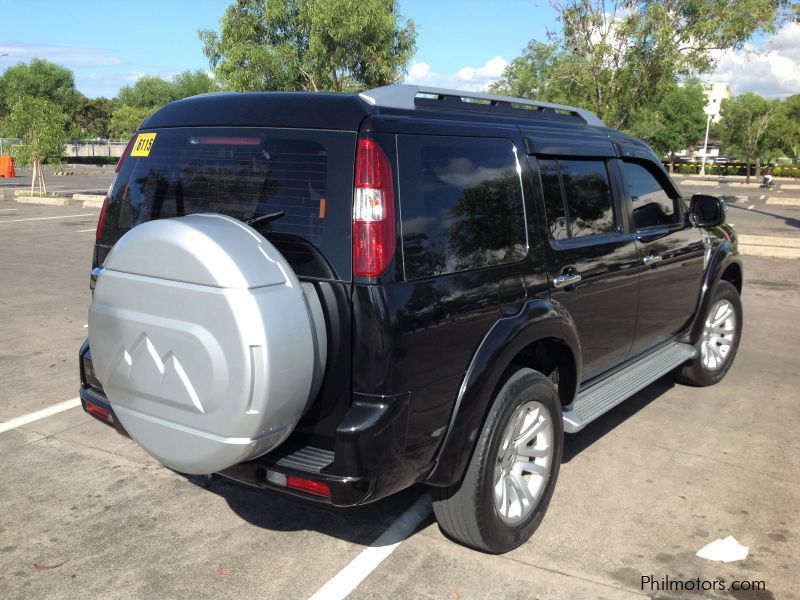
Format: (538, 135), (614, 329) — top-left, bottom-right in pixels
(539, 160), (569, 240)
(398, 136), (527, 279)
(622, 161), (679, 229)
(539, 159), (615, 240)
(559, 160), (615, 237)
(101, 127), (355, 280)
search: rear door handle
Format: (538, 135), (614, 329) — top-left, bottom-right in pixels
(553, 273), (582, 289)
(642, 255), (663, 266)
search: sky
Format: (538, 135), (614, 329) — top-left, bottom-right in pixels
(0, 0), (798, 100)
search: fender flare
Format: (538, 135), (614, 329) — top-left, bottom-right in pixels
(686, 240), (743, 344)
(425, 297), (581, 486)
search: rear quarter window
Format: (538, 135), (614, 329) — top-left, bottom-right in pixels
(397, 135), (527, 280)
(100, 127), (355, 281)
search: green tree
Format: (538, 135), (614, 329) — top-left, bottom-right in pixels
(719, 93), (779, 182)
(763, 95), (800, 159)
(4, 97), (69, 194)
(171, 70), (219, 98)
(629, 80), (707, 172)
(69, 95), (115, 138)
(116, 71), (219, 110)
(0, 58), (79, 117)
(117, 76), (176, 109)
(199, 0), (416, 92)
(109, 105), (155, 140)
(491, 0), (787, 131)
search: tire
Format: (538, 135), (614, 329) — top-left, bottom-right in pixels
(431, 368), (563, 553)
(675, 280), (742, 387)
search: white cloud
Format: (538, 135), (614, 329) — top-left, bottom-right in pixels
(710, 22), (800, 98)
(404, 56), (509, 92)
(0, 43), (121, 67)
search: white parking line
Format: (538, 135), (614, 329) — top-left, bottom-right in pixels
(0, 213), (95, 224)
(77, 229), (96, 233)
(0, 208), (21, 212)
(308, 494), (431, 600)
(0, 398), (82, 434)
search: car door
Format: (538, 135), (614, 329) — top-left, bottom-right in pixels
(617, 158), (705, 356)
(530, 153), (640, 380)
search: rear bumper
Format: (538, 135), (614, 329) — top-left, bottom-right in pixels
(78, 340), (419, 506)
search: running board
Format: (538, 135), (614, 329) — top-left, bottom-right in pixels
(563, 342), (696, 433)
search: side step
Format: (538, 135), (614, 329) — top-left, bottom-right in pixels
(563, 342), (696, 433)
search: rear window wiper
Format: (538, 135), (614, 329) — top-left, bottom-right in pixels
(246, 211), (286, 226)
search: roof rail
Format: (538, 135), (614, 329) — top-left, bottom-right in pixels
(359, 84), (607, 128)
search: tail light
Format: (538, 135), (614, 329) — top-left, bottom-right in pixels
(86, 401), (111, 423)
(264, 470), (331, 498)
(286, 476), (331, 498)
(353, 138), (395, 277)
(96, 135), (136, 242)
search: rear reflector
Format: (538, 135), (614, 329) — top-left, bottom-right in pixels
(263, 469), (331, 498)
(286, 476), (331, 498)
(86, 401), (111, 422)
(353, 138), (395, 277)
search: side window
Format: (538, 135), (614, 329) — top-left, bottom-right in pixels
(622, 161), (680, 229)
(398, 135), (527, 279)
(539, 159), (569, 240)
(538, 158), (616, 241)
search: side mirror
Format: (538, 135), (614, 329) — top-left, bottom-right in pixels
(690, 194), (726, 228)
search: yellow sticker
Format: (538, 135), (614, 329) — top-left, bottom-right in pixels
(130, 132), (157, 157)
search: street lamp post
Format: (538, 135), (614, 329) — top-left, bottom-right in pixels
(699, 112), (712, 177)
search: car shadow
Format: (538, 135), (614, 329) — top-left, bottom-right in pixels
(181, 375), (680, 543)
(182, 472), (434, 547)
(725, 198), (800, 229)
(562, 377), (676, 463)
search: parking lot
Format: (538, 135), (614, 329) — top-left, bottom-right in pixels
(1, 177), (799, 599)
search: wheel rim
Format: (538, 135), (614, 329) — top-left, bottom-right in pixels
(493, 400), (554, 525)
(700, 299), (737, 371)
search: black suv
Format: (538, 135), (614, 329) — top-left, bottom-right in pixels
(79, 85), (742, 553)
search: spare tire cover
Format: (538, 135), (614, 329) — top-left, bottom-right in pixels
(89, 214), (326, 474)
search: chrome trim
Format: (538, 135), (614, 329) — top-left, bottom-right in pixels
(642, 255), (663, 266)
(90, 266), (104, 291)
(553, 273), (581, 289)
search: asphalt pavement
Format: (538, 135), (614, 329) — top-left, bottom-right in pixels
(0, 175), (798, 599)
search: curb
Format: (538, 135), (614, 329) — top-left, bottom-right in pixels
(14, 189), (72, 198)
(678, 180), (717, 186)
(72, 193), (106, 209)
(81, 198), (105, 208)
(13, 195), (70, 206)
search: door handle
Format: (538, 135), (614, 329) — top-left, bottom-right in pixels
(553, 272), (582, 289)
(642, 254), (663, 266)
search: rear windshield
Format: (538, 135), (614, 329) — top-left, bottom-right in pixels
(100, 127), (355, 280)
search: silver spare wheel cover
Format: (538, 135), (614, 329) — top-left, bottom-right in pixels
(89, 214), (326, 474)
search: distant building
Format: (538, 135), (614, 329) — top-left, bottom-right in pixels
(704, 82), (730, 123)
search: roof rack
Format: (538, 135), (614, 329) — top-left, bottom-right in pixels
(359, 84), (606, 128)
